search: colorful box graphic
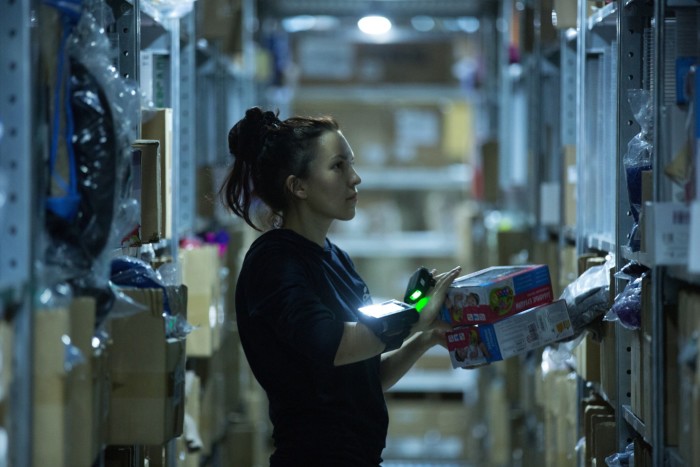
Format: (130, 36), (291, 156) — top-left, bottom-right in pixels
(441, 264), (553, 325)
(446, 300), (573, 368)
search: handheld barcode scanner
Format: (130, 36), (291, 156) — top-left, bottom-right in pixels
(357, 300), (418, 351)
(403, 266), (436, 311)
(356, 267), (436, 352)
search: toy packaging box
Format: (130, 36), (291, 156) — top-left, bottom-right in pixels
(446, 299), (573, 369)
(441, 264), (553, 326)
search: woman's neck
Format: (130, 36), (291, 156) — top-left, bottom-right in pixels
(282, 214), (331, 247)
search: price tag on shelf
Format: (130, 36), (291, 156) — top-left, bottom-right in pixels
(689, 201), (700, 273)
(649, 202), (690, 265)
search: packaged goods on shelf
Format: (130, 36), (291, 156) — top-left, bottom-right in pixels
(441, 264), (553, 326)
(131, 140), (163, 243)
(446, 300), (573, 368)
(106, 287), (187, 445)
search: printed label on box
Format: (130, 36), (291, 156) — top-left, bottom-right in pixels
(447, 300), (573, 368)
(650, 202), (690, 265)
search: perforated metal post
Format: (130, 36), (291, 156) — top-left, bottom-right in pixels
(0, 0), (35, 464)
(178, 11), (196, 235)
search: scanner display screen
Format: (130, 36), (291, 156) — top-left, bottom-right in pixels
(359, 301), (410, 318)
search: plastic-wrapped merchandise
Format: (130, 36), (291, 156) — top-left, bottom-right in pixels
(110, 256), (193, 340)
(605, 277), (643, 330)
(604, 263), (650, 330)
(41, 0), (140, 321)
(624, 89), (654, 251)
(560, 256), (614, 335)
(141, 0), (196, 19)
(605, 442), (634, 466)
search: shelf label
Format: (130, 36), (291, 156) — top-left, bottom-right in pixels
(650, 202), (690, 265)
(689, 201), (700, 273)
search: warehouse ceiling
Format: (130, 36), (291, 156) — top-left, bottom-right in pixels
(259, 0), (499, 19)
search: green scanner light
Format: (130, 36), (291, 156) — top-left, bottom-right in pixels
(414, 297), (430, 312)
(409, 290), (423, 302)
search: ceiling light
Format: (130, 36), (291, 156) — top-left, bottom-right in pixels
(357, 15), (392, 35)
(282, 15), (317, 32)
(457, 17), (480, 33)
(411, 15), (435, 32)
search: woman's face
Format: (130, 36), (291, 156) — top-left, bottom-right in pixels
(300, 130), (362, 222)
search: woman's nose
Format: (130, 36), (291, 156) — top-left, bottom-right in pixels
(351, 167), (361, 186)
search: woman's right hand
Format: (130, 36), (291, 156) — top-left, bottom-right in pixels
(411, 266), (461, 334)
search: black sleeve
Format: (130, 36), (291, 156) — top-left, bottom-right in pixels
(244, 248), (345, 367)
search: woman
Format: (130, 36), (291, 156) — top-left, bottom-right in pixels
(220, 107), (462, 466)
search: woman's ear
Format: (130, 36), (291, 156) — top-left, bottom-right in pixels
(285, 175), (307, 200)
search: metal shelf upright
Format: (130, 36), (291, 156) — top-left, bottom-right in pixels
(0, 0), (37, 465)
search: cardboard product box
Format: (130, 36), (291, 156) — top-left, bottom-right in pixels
(573, 332), (601, 384)
(0, 319), (12, 408)
(180, 245), (224, 357)
(141, 108), (173, 239)
(33, 298), (97, 467)
(665, 307), (679, 447)
(590, 416), (616, 466)
(581, 402), (613, 467)
(92, 333), (110, 461)
(447, 300), (573, 368)
(598, 321), (618, 406)
(442, 264), (554, 326)
(678, 289), (700, 464)
(131, 140), (163, 243)
(386, 399), (472, 461)
(106, 287), (186, 445)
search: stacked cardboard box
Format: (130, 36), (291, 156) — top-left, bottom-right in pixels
(106, 286), (187, 446)
(678, 289), (700, 465)
(33, 297), (97, 467)
(180, 244), (224, 357)
(443, 264), (576, 368)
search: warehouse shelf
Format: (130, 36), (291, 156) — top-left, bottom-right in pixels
(622, 404), (649, 444)
(333, 231), (459, 258)
(389, 369), (476, 395)
(357, 165), (472, 191)
(294, 84), (474, 104)
(587, 2), (617, 30)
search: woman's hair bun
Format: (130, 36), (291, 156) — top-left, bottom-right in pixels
(228, 107), (281, 163)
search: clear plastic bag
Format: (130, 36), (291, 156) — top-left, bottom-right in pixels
(40, 0), (141, 324)
(624, 89), (654, 251)
(559, 256), (614, 334)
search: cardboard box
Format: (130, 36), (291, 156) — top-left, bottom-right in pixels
(141, 108), (173, 238)
(442, 264), (553, 326)
(107, 287), (186, 445)
(0, 319), (12, 407)
(386, 399), (472, 461)
(180, 245), (224, 357)
(131, 140), (163, 243)
(33, 297), (97, 467)
(446, 300), (573, 368)
(573, 333), (601, 384)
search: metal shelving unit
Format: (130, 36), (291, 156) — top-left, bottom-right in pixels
(0, 0), (34, 299)
(1, 0), (37, 465)
(521, 0), (699, 461)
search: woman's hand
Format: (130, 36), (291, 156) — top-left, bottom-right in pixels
(411, 266), (461, 335)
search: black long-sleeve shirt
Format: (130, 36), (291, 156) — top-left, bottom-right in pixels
(235, 228), (388, 466)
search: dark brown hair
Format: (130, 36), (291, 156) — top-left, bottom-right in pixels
(219, 107), (339, 231)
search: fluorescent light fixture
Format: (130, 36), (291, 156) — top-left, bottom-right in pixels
(457, 17), (480, 33)
(357, 15), (392, 35)
(411, 15), (435, 32)
(282, 15), (317, 32)
(282, 15), (340, 32)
